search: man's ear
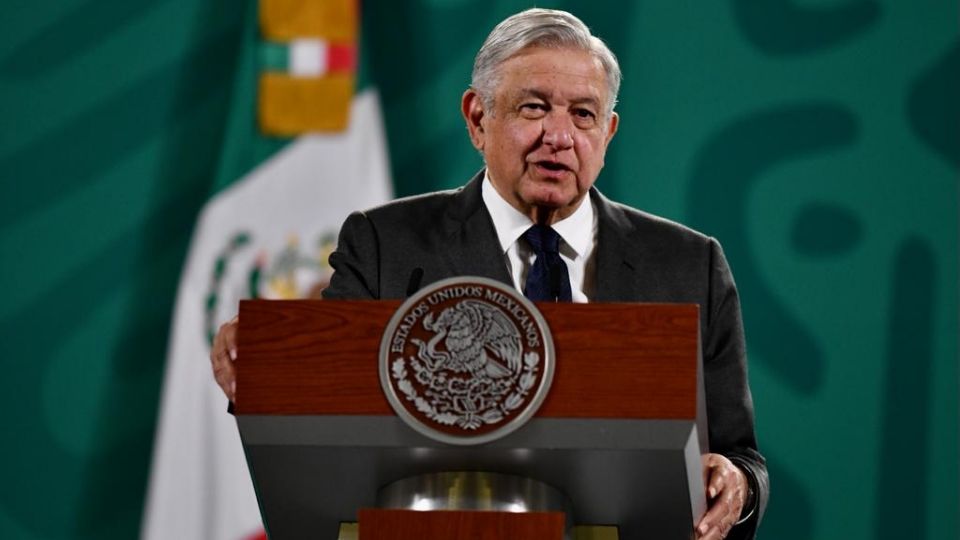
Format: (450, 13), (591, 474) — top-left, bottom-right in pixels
(604, 111), (619, 147)
(461, 89), (486, 152)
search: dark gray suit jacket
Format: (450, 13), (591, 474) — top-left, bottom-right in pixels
(324, 172), (769, 539)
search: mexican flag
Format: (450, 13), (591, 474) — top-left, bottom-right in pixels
(141, 1), (391, 538)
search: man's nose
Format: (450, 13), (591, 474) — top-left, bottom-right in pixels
(541, 113), (574, 149)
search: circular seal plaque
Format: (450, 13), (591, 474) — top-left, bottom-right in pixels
(379, 276), (555, 445)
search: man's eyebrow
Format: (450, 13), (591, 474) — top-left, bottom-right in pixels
(569, 96), (601, 109)
(516, 88), (551, 101)
(515, 88), (601, 109)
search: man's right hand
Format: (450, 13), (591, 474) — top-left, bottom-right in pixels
(211, 316), (238, 401)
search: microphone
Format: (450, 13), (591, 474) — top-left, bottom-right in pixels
(405, 267), (424, 297)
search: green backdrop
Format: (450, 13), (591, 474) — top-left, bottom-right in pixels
(0, 0), (956, 538)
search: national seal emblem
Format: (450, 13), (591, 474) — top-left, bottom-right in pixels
(379, 277), (556, 445)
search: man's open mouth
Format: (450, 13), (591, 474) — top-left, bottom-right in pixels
(536, 161), (569, 172)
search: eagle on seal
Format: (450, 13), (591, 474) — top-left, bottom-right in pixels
(416, 300), (522, 379)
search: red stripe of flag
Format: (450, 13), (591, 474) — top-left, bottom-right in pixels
(327, 43), (356, 73)
(244, 530), (268, 540)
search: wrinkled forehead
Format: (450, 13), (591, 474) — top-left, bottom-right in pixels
(496, 46), (610, 104)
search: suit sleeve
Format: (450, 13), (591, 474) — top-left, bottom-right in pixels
(704, 238), (769, 540)
(323, 211), (381, 300)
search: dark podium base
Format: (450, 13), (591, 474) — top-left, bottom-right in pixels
(238, 415), (702, 540)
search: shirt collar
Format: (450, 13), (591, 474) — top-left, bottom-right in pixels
(481, 170), (595, 258)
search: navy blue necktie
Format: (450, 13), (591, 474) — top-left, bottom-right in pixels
(522, 224), (573, 302)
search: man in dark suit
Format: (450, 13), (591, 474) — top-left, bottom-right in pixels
(212, 8), (767, 540)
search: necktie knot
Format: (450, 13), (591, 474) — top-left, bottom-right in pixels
(523, 224), (562, 255)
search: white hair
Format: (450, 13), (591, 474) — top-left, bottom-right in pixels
(471, 8), (621, 117)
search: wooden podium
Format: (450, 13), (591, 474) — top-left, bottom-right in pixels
(235, 300), (707, 539)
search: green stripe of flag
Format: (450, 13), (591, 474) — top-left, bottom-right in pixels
(259, 41), (288, 72)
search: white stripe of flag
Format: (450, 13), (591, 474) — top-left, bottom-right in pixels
(289, 38), (328, 77)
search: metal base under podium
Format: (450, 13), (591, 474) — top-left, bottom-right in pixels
(377, 471), (570, 513)
(377, 471), (573, 530)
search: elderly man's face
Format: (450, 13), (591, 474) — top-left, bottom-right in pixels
(463, 46), (618, 223)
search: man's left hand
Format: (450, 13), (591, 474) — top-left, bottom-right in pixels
(696, 453), (748, 539)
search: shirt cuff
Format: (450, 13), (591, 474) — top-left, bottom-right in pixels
(730, 458), (758, 525)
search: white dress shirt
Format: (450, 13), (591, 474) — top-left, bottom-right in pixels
(481, 172), (597, 303)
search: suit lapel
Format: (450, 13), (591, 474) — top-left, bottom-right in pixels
(437, 178), (645, 300)
(441, 171), (514, 287)
(591, 189), (644, 302)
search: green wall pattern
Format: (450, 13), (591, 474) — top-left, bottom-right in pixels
(1, 0), (247, 536)
(0, 1), (956, 538)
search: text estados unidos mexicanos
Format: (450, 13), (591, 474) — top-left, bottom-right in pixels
(389, 286), (542, 354)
